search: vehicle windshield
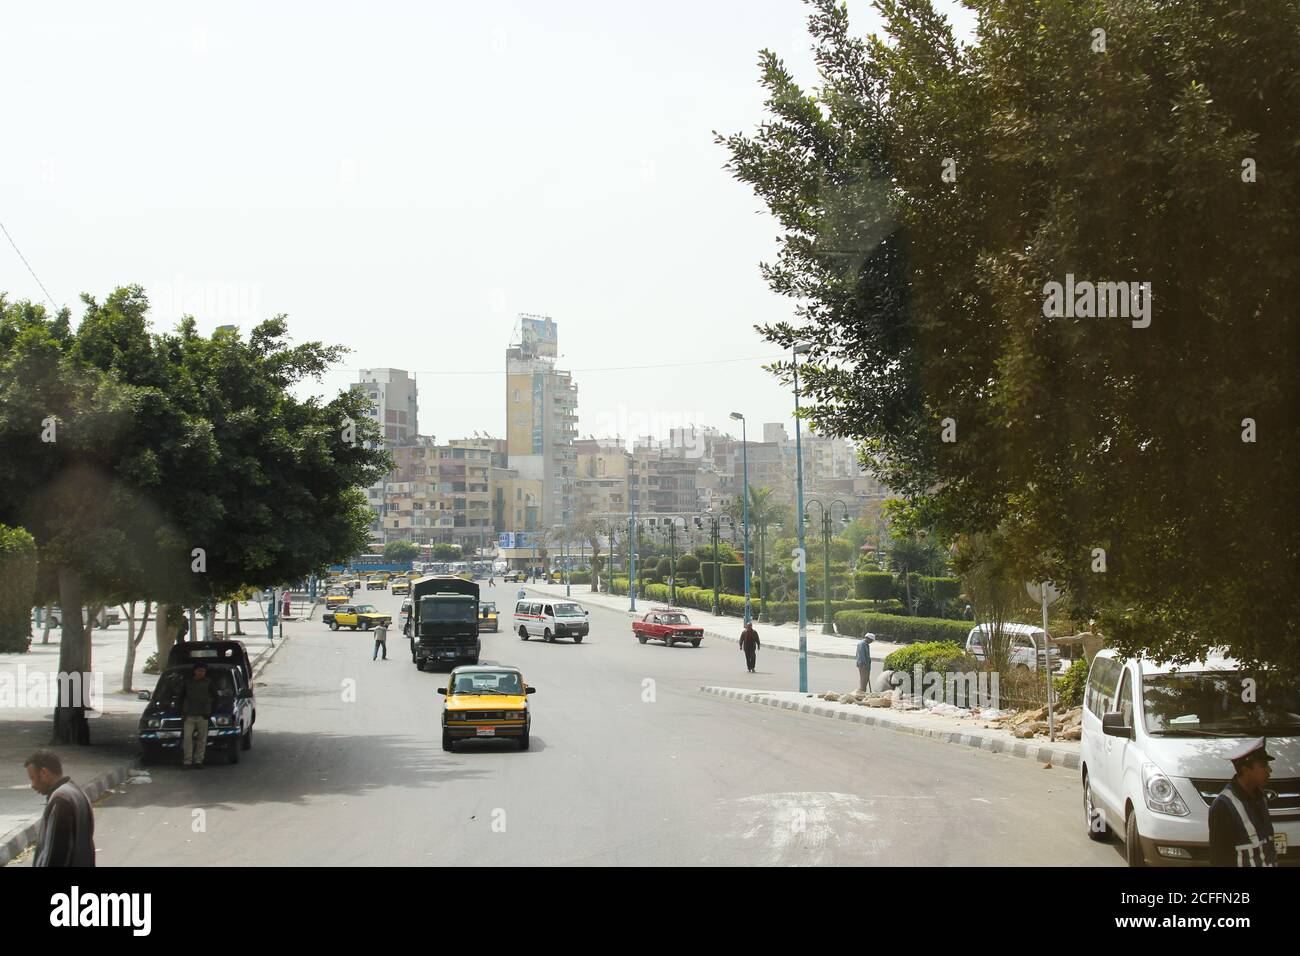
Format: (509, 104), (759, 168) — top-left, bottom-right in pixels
(1143, 671), (1300, 736)
(354, 605), (377, 613)
(660, 613), (690, 625)
(555, 603), (583, 617)
(481, 603), (496, 613)
(423, 598), (477, 623)
(154, 669), (235, 702)
(451, 672), (522, 695)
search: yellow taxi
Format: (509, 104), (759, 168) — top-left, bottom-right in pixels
(391, 577), (410, 595)
(325, 588), (350, 608)
(438, 666), (534, 752)
(344, 576), (362, 590)
(477, 601), (498, 632)
(365, 573), (388, 591)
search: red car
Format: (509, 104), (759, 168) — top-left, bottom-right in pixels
(632, 608), (704, 648)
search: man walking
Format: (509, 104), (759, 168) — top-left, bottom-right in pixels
(24, 751), (95, 867)
(1209, 738), (1278, 866)
(181, 663), (217, 769)
(739, 622), (760, 674)
(372, 620), (389, 661)
(856, 633), (876, 692)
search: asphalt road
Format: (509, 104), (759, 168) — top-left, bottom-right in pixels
(85, 582), (1123, 866)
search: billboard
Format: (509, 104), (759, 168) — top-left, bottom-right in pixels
(498, 532), (537, 551)
(520, 316), (557, 358)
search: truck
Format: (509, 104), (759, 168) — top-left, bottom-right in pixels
(410, 575), (481, 670)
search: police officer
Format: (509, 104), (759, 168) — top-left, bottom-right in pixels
(1209, 738), (1277, 867)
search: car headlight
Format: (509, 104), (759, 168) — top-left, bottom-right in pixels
(146, 718), (162, 729)
(212, 716), (232, 727)
(1142, 762), (1189, 816)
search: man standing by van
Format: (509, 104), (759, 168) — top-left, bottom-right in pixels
(181, 663), (217, 769)
(1209, 738), (1277, 867)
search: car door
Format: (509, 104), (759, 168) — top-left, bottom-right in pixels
(541, 604), (555, 636)
(1104, 664), (1137, 819)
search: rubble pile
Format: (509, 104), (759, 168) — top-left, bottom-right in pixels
(812, 690), (1085, 740)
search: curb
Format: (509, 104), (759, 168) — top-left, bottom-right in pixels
(0, 632), (288, 867)
(522, 588), (857, 659)
(699, 686), (1082, 771)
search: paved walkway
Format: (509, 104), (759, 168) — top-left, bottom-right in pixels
(0, 601), (287, 862)
(521, 583), (904, 663)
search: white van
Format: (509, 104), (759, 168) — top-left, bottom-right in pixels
(1081, 649), (1300, 866)
(965, 622), (1063, 673)
(513, 599), (589, 643)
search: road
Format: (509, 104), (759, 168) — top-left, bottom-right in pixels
(85, 582), (1123, 865)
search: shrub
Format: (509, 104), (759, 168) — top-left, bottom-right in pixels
(643, 583), (671, 605)
(699, 561), (717, 588)
(833, 611), (972, 645)
(854, 571), (895, 602)
(0, 524), (37, 652)
(143, 652), (161, 675)
(1054, 658), (1089, 709)
(569, 571), (591, 584)
(694, 542), (738, 564)
(721, 563), (745, 593)
(677, 554), (700, 576)
(657, 557), (673, 577)
(883, 641), (969, 675)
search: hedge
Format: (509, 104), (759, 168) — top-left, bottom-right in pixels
(855, 572), (895, 601)
(765, 598), (906, 625)
(833, 611), (972, 645)
(721, 563), (745, 593)
(569, 571), (591, 584)
(0, 524), (37, 652)
(882, 641), (969, 674)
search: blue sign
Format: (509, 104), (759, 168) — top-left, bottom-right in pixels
(498, 532), (515, 549)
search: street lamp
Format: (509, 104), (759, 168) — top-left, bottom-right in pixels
(664, 516), (685, 606)
(729, 412), (752, 625)
(704, 511), (723, 615)
(806, 497), (849, 635)
(792, 343), (811, 692)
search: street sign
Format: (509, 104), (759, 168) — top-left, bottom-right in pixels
(1025, 580), (1062, 606)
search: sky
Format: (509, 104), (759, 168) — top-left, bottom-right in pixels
(1, 0), (976, 447)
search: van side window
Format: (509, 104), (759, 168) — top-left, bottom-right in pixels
(516, 602), (526, 614)
(1116, 671), (1135, 725)
(544, 605), (553, 616)
(1087, 658), (1121, 718)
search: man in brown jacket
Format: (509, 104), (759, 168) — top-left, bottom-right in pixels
(739, 622), (760, 673)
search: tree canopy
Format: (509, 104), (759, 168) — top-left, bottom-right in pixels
(720, 0), (1300, 672)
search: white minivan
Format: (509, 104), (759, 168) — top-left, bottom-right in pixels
(1081, 649), (1300, 866)
(513, 599), (589, 643)
(965, 622), (1063, 673)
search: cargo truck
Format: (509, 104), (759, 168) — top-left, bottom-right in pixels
(410, 575), (481, 670)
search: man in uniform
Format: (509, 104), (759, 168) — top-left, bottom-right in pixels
(1209, 738), (1277, 867)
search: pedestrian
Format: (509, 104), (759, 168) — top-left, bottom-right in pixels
(24, 751), (95, 867)
(1209, 738), (1278, 867)
(282, 589), (292, 620)
(181, 663), (217, 769)
(856, 633), (875, 692)
(372, 620), (388, 661)
(488, 576), (495, 587)
(739, 621), (760, 674)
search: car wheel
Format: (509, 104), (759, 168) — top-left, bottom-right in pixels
(518, 727), (530, 751)
(692, 639), (701, 648)
(573, 635), (583, 644)
(364, 621), (372, 630)
(1083, 773), (1109, 841)
(416, 659), (425, 671)
(519, 626), (529, 641)
(330, 621), (339, 631)
(1124, 808), (1146, 867)
(242, 726), (253, 751)
(543, 629), (552, 643)
(637, 635), (647, 644)
(442, 732), (454, 752)
(665, 637), (675, 648)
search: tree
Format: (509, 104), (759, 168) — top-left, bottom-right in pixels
(0, 524), (37, 652)
(720, 0), (1300, 673)
(431, 543), (462, 561)
(569, 516), (604, 591)
(0, 288), (389, 741)
(383, 540), (419, 563)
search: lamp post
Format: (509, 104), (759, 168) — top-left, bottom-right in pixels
(757, 518), (768, 623)
(628, 507), (637, 613)
(705, 511), (722, 614)
(730, 412), (752, 625)
(806, 497), (849, 635)
(665, 516), (685, 606)
(793, 343), (810, 693)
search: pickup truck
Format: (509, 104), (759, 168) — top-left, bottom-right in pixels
(632, 608), (704, 648)
(323, 604), (392, 631)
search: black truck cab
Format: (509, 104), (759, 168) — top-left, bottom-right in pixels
(410, 576), (481, 670)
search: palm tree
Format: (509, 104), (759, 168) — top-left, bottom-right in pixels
(570, 516), (604, 592)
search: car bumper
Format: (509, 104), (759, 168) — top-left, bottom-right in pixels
(444, 721), (527, 738)
(140, 726), (241, 747)
(554, 625), (588, 637)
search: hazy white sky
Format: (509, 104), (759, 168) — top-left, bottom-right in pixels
(2, 0), (974, 446)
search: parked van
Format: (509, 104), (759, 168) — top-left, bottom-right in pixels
(965, 622), (1063, 673)
(513, 599), (589, 643)
(1080, 649), (1300, 866)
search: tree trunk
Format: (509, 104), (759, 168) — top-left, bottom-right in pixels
(52, 567), (90, 745)
(155, 602), (176, 660)
(40, 604), (53, 644)
(232, 600), (244, 636)
(121, 600), (152, 694)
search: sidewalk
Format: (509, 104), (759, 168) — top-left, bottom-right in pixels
(0, 604), (288, 866)
(700, 686), (1083, 770)
(522, 582), (903, 664)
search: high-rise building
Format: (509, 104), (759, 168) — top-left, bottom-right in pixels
(505, 315), (578, 531)
(354, 368), (420, 539)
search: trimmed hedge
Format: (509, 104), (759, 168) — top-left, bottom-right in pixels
(764, 598), (904, 626)
(721, 563), (745, 593)
(855, 572), (895, 601)
(882, 641), (969, 674)
(0, 524), (37, 652)
(833, 611), (972, 644)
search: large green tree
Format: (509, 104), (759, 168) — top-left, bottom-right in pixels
(720, 0), (1300, 673)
